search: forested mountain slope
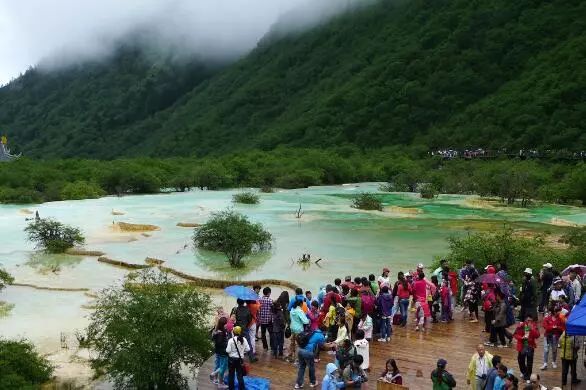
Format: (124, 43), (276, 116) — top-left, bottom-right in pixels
(1, 0), (584, 158)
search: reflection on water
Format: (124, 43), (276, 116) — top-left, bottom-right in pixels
(0, 184), (584, 354)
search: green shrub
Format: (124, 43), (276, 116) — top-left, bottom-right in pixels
(0, 338), (54, 389)
(194, 210), (272, 267)
(61, 181), (106, 200)
(0, 268), (14, 291)
(420, 183), (439, 199)
(439, 227), (578, 284)
(232, 191), (260, 204)
(0, 187), (42, 204)
(351, 193), (383, 211)
(260, 186), (274, 193)
(25, 218), (85, 253)
(87, 270), (212, 389)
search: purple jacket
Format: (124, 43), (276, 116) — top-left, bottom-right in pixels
(377, 292), (394, 317)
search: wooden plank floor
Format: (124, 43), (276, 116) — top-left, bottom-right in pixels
(198, 313), (583, 389)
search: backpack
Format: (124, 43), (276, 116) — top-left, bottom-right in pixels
(392, 313), (402, 325)
(297, 330), (313, 348)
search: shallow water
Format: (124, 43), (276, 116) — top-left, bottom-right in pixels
(0, 184), (584, 352)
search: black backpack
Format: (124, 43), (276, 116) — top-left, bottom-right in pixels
(297, 330), (314, 348)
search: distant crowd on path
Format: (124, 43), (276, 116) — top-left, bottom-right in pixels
(208, 260), (585, 390)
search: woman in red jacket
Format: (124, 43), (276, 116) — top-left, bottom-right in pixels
(513, 315), (540, 381)
(541, 305), (565, 370)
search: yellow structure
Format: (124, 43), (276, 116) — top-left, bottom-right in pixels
(1, 135), (6, 145)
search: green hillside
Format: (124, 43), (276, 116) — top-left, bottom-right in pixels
(1, 0), (585, 158)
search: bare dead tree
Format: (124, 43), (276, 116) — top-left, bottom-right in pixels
(295, 203), (304, 219)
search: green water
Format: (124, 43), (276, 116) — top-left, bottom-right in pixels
(0, 183), (584, 351)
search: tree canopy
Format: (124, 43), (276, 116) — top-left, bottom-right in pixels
(87, 270), (212, 389)
(24, 218), (85, 253)
(0, 338), (54, 389)
(193, 210), (272, 268)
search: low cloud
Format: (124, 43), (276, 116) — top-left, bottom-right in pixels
(0, 0), (372, 85)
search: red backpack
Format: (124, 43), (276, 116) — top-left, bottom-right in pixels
(361, 294), (375, 315)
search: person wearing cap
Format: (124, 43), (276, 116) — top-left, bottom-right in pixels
(378, 268), (390, 289)
(547, 277), (568, 306)
(539, 263), (554, 312)
(226, 326), (251, 390)
(519, 268), (538, 322)
(431, 358), (457, 389)
(466, 344), (493, 390)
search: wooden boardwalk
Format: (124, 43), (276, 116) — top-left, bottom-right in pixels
(197, 313), (580, 389)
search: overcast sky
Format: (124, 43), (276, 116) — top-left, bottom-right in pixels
(0, 0), (366, 86)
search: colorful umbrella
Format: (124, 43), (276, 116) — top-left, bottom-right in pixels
(477, 273), (503, 285)
(224, 285), (258, 301)
(561, 264), (586, 277)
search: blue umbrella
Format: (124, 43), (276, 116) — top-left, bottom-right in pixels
(224, 285), (258, 301)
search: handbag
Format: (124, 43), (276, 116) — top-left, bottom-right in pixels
(285, 326), (292, 339)
(233, 337), (249, 376)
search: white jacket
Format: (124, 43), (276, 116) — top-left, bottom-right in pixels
(226, 336), (250, 359)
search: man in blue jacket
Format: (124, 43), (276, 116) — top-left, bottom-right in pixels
(296, 329), (326, 389)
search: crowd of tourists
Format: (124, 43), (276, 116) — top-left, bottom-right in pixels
(209, 261), (584, 389)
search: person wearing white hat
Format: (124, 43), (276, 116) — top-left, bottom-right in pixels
(548, 277), (568, 305)
(519, 268), (538, 321)
(539, 263), (554, 313)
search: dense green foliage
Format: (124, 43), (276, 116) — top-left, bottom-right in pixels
(0, 338), (54, 389)
(1, 0), (584, 158)
(0, 268), (13, 291)
(233, 191), (260, 204)
(1, 151), (586, 207)
(441, 227), (584, 284)
(194, 210), (272, 268)
(87, 270), (212, 389)
(24, 218), (85, 253)
(351, 193), (383, 211)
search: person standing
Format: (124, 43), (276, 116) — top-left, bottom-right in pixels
(541, 305), (564, 370)
(258, 287), (273, 351)
(539, 263), (554, 312)
(295, 329), (325, 389)
(210, 317), (229, 388)
(271, 302), (285, 358)
(466, 344), (493, 390)
(519, 268), (538, 322)
(288, 300), (310, 363)
(485, 355), (502, 390)
(559, 331), (582, 387)
(413, 272), (431, 331)
(376, 286), (393, 342)
(396, 272), (412, 327)
(246, 299), (260, 360)
(488, 292), (508, 347)
(431, 358), (457, 389)
(231, 299), (255, 362)
(353, 329), (369, 371)
(513, 316), (540, 381)
(226, 326), (250, 390)
(378, 268), (391, 288)
(569, 271), (582, 303)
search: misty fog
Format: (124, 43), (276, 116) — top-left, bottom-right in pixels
(0, 0), (371, 85)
